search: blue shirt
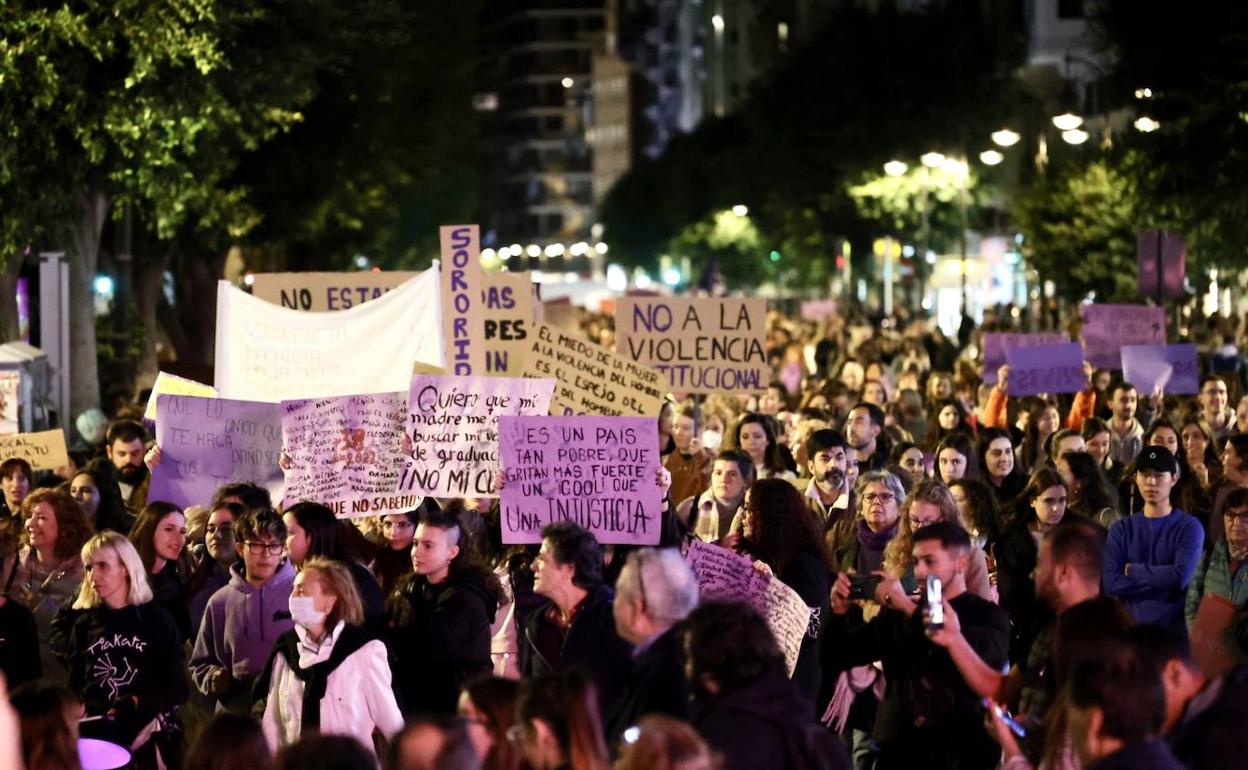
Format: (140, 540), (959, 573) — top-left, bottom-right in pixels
(1103, 510), (1204, 634)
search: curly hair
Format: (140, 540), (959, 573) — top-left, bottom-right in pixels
(947, 477), (1000, 544)
(884, 479), (963, 577)
(740, 478), (833, 576)
(22, 488), (93, 561)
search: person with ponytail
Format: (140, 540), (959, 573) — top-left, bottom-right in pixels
(513, 669), (610, 770)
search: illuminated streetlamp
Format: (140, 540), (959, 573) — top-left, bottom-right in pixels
(731, 204), (749, 216)
(1134, 116), (1160, 133)
(883, 160), (908, 177)
(920, 151), (945, 169)
(991, 129), (1021, 147)
(1061, 128), (1090, 145)
(979, 149), (1004, 166)
(1052, 113), (1084, 131)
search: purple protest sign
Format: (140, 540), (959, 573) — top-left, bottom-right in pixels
(982, 333), (1068, 384)
(1081, 304), (1166, 370)
(498, 415), (661, 545)
(1005, 342), (1086, 397)
(149, 395), (284, 510)
(1121, 344), (1199, 395)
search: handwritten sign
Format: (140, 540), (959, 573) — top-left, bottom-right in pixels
(1081, 304), (1166, 370)
(982, 332), (1069, 384)
(144, 372), (218, 421)
(215, 270), (443, 402)
(497, 415), (661, 545)
(0, 371), (19, 435)
(482, 272), (535, 376)
(1005, 342), (1086, 396)
(1121, 344), (1199, 395)
(800, 300), (839, 321)
(684, 539), (810, 676)
(281, 392), (417, 517)
(394, 375), (555, 499)
(0, 430), (69, 470)
(249, 271), (419, 311)
(149, 395), (283, 510)
(440, 225), (486, 376)
(523, 323), (666, 416)
(616, 297), (768, 393)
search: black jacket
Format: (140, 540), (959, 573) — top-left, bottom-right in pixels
(518, 583), (633, 714)
(1089, 739), (1188, 770)
(775, 550), (831, 702)
(346, 560), (385, 624)
(690, 668), (850, 770)
(385, 568), (499, 715)
(1170, 663), (1248, 770)
(0, 599), (41, 688)
(604, 625), (689, 745)
(824, 591), (1009, 770)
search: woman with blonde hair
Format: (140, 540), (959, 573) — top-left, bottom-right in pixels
(258, 557), (403, 757)
(614, 715), (721, 770)
(882, 479), (993, 600)
(58, 531), (187, 770)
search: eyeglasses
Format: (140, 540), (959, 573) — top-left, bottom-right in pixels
(1224, 510), (1248, 523)
(243, 541), (284, 556)
(863, 493), (895, 504)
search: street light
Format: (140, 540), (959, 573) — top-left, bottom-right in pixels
(561, 77), (574, 88)
(1052, 113), (1084, 131)
(1134, 87), (1154, 99)
(883, 160), (908, 177)
(731, 204), (749, 216)
(1061, 128), (1090, 145)
(1134, 116), (1160, 133)
(979, 149), (1004, 166)
(991, 129), (1021, 147)
(920, 152), (945, 169)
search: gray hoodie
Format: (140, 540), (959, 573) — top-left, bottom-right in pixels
(190, 560), (296, 714)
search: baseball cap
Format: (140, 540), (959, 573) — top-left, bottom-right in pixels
(1137, 445), (1178, 475)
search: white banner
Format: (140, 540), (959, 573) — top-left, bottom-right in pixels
(214, 269), (443, 402)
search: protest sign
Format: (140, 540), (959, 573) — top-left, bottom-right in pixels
(1121, 344), (1199, 395)
(149, 395), (283, 510)
(1005, 342), (1086, 396)
(394, 375), (555, 499)
(497, 415), (662, 545)
(1081, 304), (1166, 370)
(800, 300), (839, 321)
(249, 271), (420, 311)
(684, 539), (810, 676)
(440, 225), (486, 376)
(541, 300), (579, 334)
(0, 371), (19, 435)
(982, 332), (1069, 384)
(281, 391), (416, 517)
(0, 430), (68, 471)
(214, 268), (443, 402)
(144, 372), (217, 421)
(522, 323), (666, 416)
(482, 272), (535, 376)
(615, 297), (768, 393)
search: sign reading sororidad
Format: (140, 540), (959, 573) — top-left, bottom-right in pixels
(394, 375), (555, 499)
(440, 225), (486, 376)
(615, 297), (768, 393)
(497, 415), (662, 544)
(522, 322), (666, 417)
(281, 391), (417, 517)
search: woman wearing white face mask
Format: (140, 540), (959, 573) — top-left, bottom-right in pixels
(258, 557), (403, 759)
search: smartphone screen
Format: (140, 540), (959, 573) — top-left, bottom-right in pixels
(925, 575), (944, 629)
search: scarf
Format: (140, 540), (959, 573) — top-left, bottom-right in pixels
(856, 518), (897, 552)
(1228, 538), (1248, 563)
(268, 624), (373, 732)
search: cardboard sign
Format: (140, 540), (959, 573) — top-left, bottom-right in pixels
(522, 322), (666, 417)
(497, 415), (662, 545)
(0, 371), (19, 436)
(1005, 342), (1086, 396)
(214, 269), (443, 402)
(800, 300), (839, 321)
(0, 429), (69, 471)
(482, 272), (535, 376)
(615, 297), (768, 393)
(394, 375), (555, 499)
(685, 539), (810, 676)
(249, 271), (420, 311)
(1081, 304), (1166, 370)
(281, 391), (417, 517)
(1121, 344), (1199, 395)
(982, 332), (1069, 384)
(440, 225), (486, 376)
(149, 395), (283, 510)
(144, 372), (218, 421)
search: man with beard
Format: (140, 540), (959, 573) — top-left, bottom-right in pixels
(106, 419), (150, 514)
(845, 402), (890, 473)
(804, 429), (857, 556)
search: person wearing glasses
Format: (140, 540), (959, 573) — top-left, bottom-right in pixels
(190, 508), (295, 715)
(1185, 486), (1248, 660)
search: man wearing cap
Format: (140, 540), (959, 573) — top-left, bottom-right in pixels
(1103, 445), (1205, 635)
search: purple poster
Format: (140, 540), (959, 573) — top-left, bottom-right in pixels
(982, 333), (1068, 384)
(149, 394), (284, 510)
(497, 415), (661, 545)
(1005, 342), (1086, 397)
(1121, 344), (1199, 395)
(1081, 304), (1165, 370)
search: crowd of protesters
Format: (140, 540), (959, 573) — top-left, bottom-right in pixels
(2, 302), (1247, 770)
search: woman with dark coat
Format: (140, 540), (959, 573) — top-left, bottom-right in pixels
(384, 505), (502, 715)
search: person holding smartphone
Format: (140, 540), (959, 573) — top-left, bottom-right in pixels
(825, 521), (1008, 769)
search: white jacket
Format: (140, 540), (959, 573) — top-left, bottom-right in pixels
(261, 621), (404, 758)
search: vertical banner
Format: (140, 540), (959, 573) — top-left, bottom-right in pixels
(149, 395), (284, 510)
(281, 392), (415, 517)
(1081, 304), (1166, 370)
(497, 415), (661, 545)
(615, 297), (768, 393)
(394, 375), (555, 499)
(0, 371), (20, 435)
(440, 225), (486, 376)
(1137, 230), (1186, 300)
